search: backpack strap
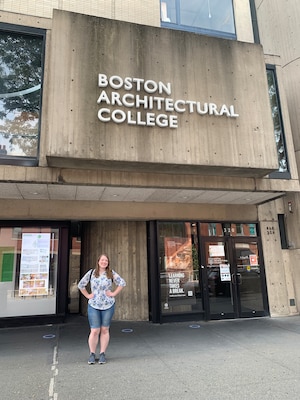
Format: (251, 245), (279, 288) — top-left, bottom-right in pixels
(89, 269), (94, 282)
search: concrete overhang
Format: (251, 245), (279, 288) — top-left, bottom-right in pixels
(0, 166), (288, 205)
(46, 156), (277, 179)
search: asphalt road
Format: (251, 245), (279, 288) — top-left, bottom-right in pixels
(1, 315), (300, 400)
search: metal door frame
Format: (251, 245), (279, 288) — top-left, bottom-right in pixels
(200, 235), (269, 320)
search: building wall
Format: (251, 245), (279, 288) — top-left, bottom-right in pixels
(255, 0), (300, 313)
(256, 0), (300, 175)
(0, 0), (253, 41)
(286, 248), (300, 312)
(0, 0), (160, 27)
(0, 198), (259, 222)
(44, 10), (277, 177)
(0, 2), (300, 321)
(258, 202), (298, 316)
(233, 0), (254, 42)
(81, 221), (149, 321)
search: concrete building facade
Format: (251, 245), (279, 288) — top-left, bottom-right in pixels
(0, 0), (299, 326)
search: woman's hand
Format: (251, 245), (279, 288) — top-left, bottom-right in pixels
(106, 286), (123, 298)
(79, 288), (94, 300)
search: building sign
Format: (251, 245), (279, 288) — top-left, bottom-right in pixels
(97, 73), (239, 129)
(19, 233), (51, 296)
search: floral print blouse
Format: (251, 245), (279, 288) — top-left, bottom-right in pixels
(78, 269), (126, 310)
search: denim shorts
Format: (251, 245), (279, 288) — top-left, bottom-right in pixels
(88, 303), (115, 328)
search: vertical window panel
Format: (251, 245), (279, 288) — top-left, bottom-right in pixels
(267, 66), (289, 177)
(0, 25), (44, 165)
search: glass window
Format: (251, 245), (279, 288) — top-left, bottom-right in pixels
(161, 0), (236, 39)
(266, 66), (290, 178)
(158, 222), (203, 316)
(0, 226), (58, 318)
(231, 223), (257, 237)
(235, 223), (244, 236)
(200, 222), (223, 237)
(68, 233), (82, 314)
(278, 214), (288, 249)
(0, 25), (45, 166)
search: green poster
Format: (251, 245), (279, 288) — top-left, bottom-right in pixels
(1, 252), (14, 282)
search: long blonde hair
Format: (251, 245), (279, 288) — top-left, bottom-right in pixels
(95, 253), (113, 279)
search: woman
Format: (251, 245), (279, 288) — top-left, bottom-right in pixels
(78, 253), (126, 364)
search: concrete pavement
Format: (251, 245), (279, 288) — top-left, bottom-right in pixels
(1, 315), (300, 399)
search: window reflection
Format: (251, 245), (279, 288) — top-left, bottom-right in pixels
(161, 0), (235, 38)
(267, 67), (288, 174)
(161, 0), (176, 23)
(0, 226), (58, 317)
(0, 27), (44, 163)
(200, 223), (223, 236)
(231, 224), (257, 237)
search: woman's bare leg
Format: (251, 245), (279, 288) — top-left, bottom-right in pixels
(88, 327), (100, 353)
(99, 326), (110, 354)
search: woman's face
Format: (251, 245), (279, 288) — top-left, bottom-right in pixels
(98, 255), (109, 268)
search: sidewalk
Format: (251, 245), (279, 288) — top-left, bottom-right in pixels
(1, 315), (300, 400)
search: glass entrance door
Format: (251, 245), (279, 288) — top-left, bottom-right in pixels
(201, 237), (268, 320)
(152, 221), (269, 323)
(233, 239), (267, 317)
(202, 238), (235, 319)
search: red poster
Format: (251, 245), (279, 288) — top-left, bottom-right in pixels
(249, 254), (258, 266)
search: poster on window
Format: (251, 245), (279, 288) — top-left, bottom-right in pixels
(164, 237), (193, 298)
(19, 233), (51, 296)
(220, 264), (231, 281)
(249, 254), (258, 266)
(209, 245), (225, 257)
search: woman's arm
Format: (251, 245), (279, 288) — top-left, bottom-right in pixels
(79, 287), (94, 299)
(106, 285), (123, 298)
(78, 269), (94, 299)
